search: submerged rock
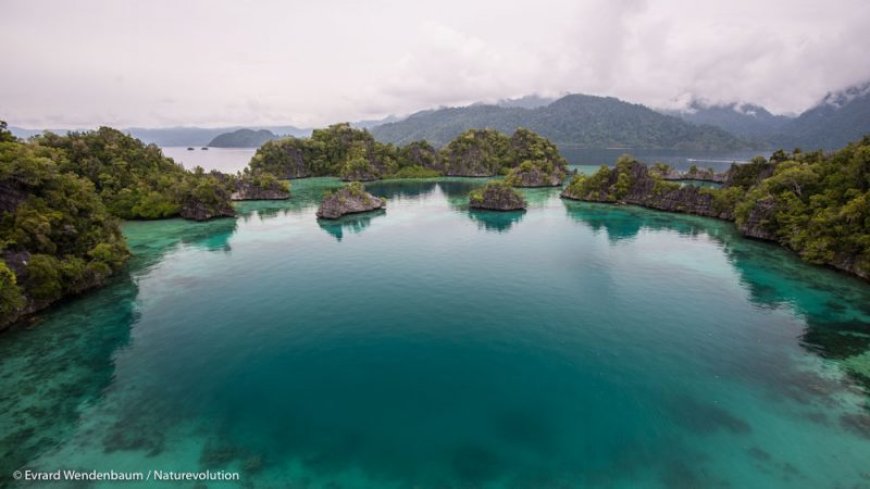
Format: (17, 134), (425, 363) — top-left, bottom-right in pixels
(316, 182), (386, 219)
(469, 181), (526, 211)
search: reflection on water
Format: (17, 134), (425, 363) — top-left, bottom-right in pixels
(365, 179), (440, 200)
(0, 215), (244, 480)
(467, 209), (526, 233)
(318, 210), (386, 241)
(563, 198), (870, 396)
(123, 216), (239, 261)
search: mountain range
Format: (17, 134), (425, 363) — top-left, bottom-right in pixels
(8, 81), (869, 151)
(665, 82), (870, 150)
(663, 101), (792, 140)
(371, 94), (745, 150)
(773, 81), (870, 150)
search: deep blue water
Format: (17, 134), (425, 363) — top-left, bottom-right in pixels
(0, 178), (868, 489)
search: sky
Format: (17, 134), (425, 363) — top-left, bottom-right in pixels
(2, 0), (870, 128)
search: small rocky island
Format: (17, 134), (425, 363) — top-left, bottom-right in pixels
(469, 181), (527, 211)
(505, 160), (567, 187)
(231, 172), (291, 200)
(317, 182), (386, 219)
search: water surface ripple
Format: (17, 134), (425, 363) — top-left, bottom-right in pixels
(1, 178), (868, 489)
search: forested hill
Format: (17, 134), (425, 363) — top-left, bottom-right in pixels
(208, 128), (277, 148)
(370, 94), (747, 150)
(665, 101), (792, 140)
(664, 81), (870, 151)
(774, 81), (870, 151)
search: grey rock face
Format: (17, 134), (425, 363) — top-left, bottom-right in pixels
(507, 166), (565, 187)
(469, 184), (527, 211)
(738, 198), (778, 240)
(231, 181), (290, 201)
(180, 198), (235, 221)
(316, 186), (386, 219)
(560, 161), (730, 218)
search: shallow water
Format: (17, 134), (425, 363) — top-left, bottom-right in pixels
(1, 177), (869, 489)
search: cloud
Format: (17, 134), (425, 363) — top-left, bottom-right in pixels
(1, 0), (868, 128)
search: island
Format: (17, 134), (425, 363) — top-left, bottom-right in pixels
(316, 182), (386, 219)
(0, 121), (291, 329)
(505, 160), (566, 187)
(230, 171), (291, 201)
(249, 124), (567, 182)
(208, 128), (277, 148)
(469, 181), (527, 211)
(561, 139), (870, 280)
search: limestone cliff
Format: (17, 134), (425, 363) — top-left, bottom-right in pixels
(561, 160), (732, 219)
(231, 179), (290, 201)
(469, 181), (527, 211)
(316, 182), (386, 219)
(505, 162), (566, 187)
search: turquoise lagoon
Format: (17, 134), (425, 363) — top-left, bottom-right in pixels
(1, 178), (869, 489)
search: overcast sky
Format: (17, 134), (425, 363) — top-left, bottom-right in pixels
(2, 0), (869, 128)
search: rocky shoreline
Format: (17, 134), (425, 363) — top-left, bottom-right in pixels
(505, 161), (566, 187)
(561, 161), (733, 220)
(231, 179), (291, 201)
(317, 182), (386, 219)
(469, 181), (527, 211)
(561, 155), (868, 281)
(658, 165), (727, 184)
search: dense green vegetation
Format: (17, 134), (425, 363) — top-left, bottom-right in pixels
(250, 123), (399, 180)
(390, 166), (442, 178)
(250, 124), (567, 180)
(468, 180), (526, 210)
(440, 129), (513, 176)
(236, 167), (291, 194)
(469, 180), (511, 205)
(562, 154), (640, 201)
(733, 138), (870, 275)
(0, 121), (290, 327)
(397, 141), (442, 174)
(0, 121), (130, 327)
(371, 94), (746, 150)
(208, 128), (277, 148)
(563, 137), (870, 279)
(34, 127), (235, 220)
